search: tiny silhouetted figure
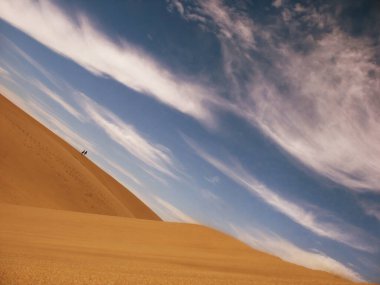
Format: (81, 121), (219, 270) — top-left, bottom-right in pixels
(84, 150), (88, 155)
(81, 150), (87, 155)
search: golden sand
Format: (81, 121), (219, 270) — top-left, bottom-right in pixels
(0, 94), (371, 284)
(0, 95), (159, 220)
(0, 203), (362, 285)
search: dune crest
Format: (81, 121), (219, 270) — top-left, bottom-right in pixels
(0, 94), (160, 220)
(0, 94), (374, 284)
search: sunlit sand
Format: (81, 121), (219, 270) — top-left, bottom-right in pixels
(0, 94), (371, 284)
(0, 95), (159, 220)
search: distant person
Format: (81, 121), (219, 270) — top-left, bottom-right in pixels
(84, 150), (88, 156)
(81, 150), (85, 155)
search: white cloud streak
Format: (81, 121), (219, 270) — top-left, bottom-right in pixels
(173, 0), (380, 195)
(205, 175), (220, 184)
(230, 225), (364, 282)
(170, 0), (258, 91)
(152, 195), (198, 224)
(0, 0), (217, 125)
(27, 100), (93, 151)
(0, 66), (9, 77)
(199, 188), (224, 205)
(77, 93), (180, 180)
(3, 0), (379, 195)
(359, 200), (380, 222)
(0, 84), (94, 152)
(184, 136), (378, 252)
(198, 0), (256, 49)
(0, 85), (29, 111)
(243, 30), (380, 193)
(31, 79), (83, 121)
(101, 156), (143, 187)
(272, 0), (283, 9)
(1, 36), (63, 89)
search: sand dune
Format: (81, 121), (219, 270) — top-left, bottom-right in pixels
(0, 94), (159, 220)
(0, 94), (372, 284)
(0, 203), (364, 285)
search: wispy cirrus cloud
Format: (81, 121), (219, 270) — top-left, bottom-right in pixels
(27, 99), (93, 151)
(184, 136), (379, 252)
(0, 66), (9, 77)
(198, 0), (256, 50)
(1, 36), (63, 89)
(0, 0), (218, 125)
(171, 0), (380, 195)
(0, 40), (178, 186)
(230, 225), (364, 282)
(359, 200), (380, 222)
(242, 30), (380, 193)
(100, 155), (143, 187)
(31, 79), (83, 121)
(0, 84), (94, 152)
(1, 38), (84, 121)
(0, 85), (29, 111)
(168, 0), (258, 92)
(152, 195), (198, 224)
(205, 175), (220, 185)
(3, 0), (380, 194)
(272, 0), (283, 9)
(77, 93), (181, 180)
(169, 0), (256, 49)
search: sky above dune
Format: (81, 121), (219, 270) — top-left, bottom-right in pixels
(0, 0), (379, 282)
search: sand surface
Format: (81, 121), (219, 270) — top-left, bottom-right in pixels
(0, 203), (362, 285)
(0, 94), (371, 284)
(0, 95), (159, 220)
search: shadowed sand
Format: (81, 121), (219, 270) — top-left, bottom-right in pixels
(0, 94), (372, 284)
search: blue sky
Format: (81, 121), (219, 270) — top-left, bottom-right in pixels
(1, 0), (380, 282)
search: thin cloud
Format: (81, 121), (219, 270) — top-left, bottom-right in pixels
(28, 100), (95, 152)
(167, 0), (185, 17)
(167, 0), (208, 24)
(199, 188), (224, 205)
(359, 200), (380, 222)
(184, 136), (378, 252)
(173, 0), (380, 194)
(0, 66), (9, 77)
(0, 85), (94, 152)
(230, 225), (364, 282)
(199, 0), (256, 49)
(142, 168), (170, 186)
(0, 85), (30, 112)
(4, 0), (379, 194)
(77, 93), (180, 180)
(101, 156), (143, 187)
(152, 195), (198, 224)
(272, 0), (283, 9)
(242, 29), (380, 193)
(31, 79), (83, 121)
(0, 0), (217, 125)
(205, 175), (220, 184)
(1, 36), (63, 89)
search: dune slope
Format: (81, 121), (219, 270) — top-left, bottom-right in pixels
(0, 94), (160, 220)
(0, 203), (363, 285)
(0, 94), (373, 285)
